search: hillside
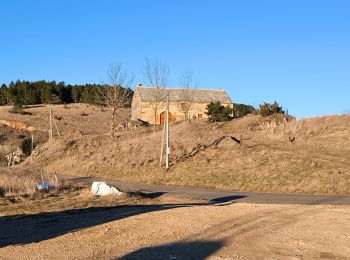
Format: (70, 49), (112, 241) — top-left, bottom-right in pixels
(11, 107), (350, 195)
(0, 104), (131, 166)
(0, 103), (132, 135)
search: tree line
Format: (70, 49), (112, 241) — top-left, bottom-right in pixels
(0, 80), (133, 107)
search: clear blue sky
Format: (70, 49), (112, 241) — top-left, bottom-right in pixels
(1, 0), (349, 118)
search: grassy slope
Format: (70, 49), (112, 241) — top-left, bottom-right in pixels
(0, 104), (130, 165)
(16, 108), (350, 195)
(0, 103), (131, 136)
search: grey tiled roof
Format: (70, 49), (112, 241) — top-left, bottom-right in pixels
(136, 86), (233, 103)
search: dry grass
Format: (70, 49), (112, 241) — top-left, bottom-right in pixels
(0, 181), (168, 217)
(16, 114), (350, 195)
(0, 103), (130, 166)
(0, 103), (130, 136)
(0, 171), (80, 199)
(0, 173), (37, 197)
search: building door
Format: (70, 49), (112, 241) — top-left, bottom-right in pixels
(160, 111), (173, 124)
(198, 113), (203, 119)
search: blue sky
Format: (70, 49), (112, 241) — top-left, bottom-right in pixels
(0, 0), (349, 118)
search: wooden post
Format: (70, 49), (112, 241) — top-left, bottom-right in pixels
(31, 133), (34, 154)
(49, 109), (53, 140)
(30, 132), (34, 162)
(240, 134), (243, 148)
(52, 112), (61, 137)
(41, 171), (44, 184)
(53, 172), (59, 185)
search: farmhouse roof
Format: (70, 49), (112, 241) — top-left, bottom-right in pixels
(136, 86), (233, 103)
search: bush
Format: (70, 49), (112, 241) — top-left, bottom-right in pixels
(233, 103), (257, 117)
(20, 137), (35, 156)
(80, 112), (89, 116)
(259, 101), (285, 117)
(205, 101), (233, 122)
(9, 105), (32, 115)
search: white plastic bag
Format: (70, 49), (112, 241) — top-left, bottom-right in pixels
(91, 182), (123, 196)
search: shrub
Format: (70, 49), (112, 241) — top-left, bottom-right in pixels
(9, 105), (32, 115)
(233, 103), (257, 117)
(205, 101), (233, 122)
(259, 101), (285, 117)
(20, 137), (35, 156)
(80, 112), (89, 116)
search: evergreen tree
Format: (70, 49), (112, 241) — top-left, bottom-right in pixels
(0, 80), (132, 106)
(205, 101), (233, 122)
(0, 84), (8, 105)
(259, 101), (285, 117)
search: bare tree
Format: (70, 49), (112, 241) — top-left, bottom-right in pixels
(99, 63), (134, 137)
(179, 70), (197, 121)
(144, 57), (169, 130)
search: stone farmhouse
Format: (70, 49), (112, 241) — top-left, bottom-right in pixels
(131, 85), (233, 124)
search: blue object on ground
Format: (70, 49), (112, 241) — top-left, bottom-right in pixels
(35, 183), (55, 190)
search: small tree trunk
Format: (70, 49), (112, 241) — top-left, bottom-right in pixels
(111, 107), (117, 137)
(153, 110), (157, 133)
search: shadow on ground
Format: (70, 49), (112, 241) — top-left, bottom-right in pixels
(0, 195), (245, 248)
(119, 240), (225, 259)
(209, 195), (246, 204)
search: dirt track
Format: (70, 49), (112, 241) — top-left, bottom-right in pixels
(2, 168), (350, 205)
(67, 175), (350, 205)
(1, 200), (349, 259)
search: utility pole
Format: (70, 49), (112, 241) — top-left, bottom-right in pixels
(159, 121), (166, 167)
(165, 93), (170, 170)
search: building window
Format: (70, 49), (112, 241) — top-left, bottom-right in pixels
(198, 114), (203, 119)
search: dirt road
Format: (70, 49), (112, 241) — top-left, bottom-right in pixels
(1, 168), (349, 259)
(67, 175), (350, 205)
(1, 199), (349, 259)
(1, 167), (349, 205)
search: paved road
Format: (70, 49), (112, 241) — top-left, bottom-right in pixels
(67, 176), (350, 205)
(1, 167), (349, 205)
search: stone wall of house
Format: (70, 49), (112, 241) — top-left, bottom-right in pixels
(135, 101), (233, 124)
(131, 90), (142, 121)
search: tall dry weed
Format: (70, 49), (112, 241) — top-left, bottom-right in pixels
(0, 173), (37, 197)
(0, 171), (78, 198)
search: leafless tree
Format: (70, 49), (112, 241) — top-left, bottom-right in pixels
(99, 63), (134, 137)
(144, 57), (169, 130)
(179, 70), (197, 121)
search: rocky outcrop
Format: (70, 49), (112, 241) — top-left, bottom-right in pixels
(116, 119), (149, 132)
(5, 148), (26, 166)
(0, 120), (41, 132)
(248, 114), (296, 131)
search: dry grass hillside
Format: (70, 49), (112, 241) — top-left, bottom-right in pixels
(0, 103), (131, 135)
(11, 105), (350, 195)
(0, 104), (130, 165)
